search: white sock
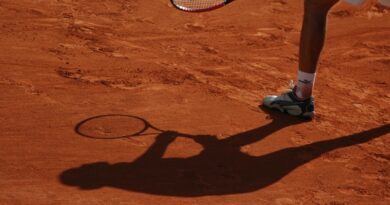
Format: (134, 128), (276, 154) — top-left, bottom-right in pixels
(295, 70), (316, 100)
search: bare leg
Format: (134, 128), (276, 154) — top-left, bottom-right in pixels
(299, 0), (339, 73)
(294, 0), (339, 99)
(262, 0), (340, 118)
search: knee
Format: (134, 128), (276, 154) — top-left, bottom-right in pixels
(305, 0), (339, 12)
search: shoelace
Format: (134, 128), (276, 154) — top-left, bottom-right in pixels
(288, 80), (295, 90)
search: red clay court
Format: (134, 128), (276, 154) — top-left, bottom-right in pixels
(0, 0), (389, 204)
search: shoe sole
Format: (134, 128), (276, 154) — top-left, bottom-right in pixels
(266, 103), (314, 120)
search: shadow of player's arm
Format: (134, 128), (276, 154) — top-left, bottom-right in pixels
(297, 124), (389, 158)
(259, 124), (390, 181)
(134, 131), (179, 162)
(220, 120), (295, 147)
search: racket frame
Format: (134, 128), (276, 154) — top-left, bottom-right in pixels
(171, 0), (233, 12)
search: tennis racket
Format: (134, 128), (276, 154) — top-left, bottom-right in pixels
(171, 0), (234, 12)
(75, 114), (166, 140)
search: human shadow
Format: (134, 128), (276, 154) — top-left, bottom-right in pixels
(60, 108), (389, 196)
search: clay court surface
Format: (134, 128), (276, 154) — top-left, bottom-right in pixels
(1, 0), (389, 204)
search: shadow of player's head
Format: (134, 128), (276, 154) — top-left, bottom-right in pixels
(60, 162), (111, 190)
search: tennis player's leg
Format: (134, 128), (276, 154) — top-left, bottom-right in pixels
(262, 0), (339, 119)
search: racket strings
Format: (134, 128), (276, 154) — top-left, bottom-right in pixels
(172, 0), (226, 11)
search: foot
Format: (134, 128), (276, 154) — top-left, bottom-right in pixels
(262, 86), (315, 119)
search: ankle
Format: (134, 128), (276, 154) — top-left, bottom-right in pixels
(295, 70), (316, 100)
(292, 86), (311, 101)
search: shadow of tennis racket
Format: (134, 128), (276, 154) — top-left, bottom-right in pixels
(74, 114), (194, 140)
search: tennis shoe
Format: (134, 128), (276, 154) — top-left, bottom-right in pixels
(262, 82), (315, 119)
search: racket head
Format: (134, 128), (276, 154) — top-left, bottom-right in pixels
(75, 114), (151, 139)
(171, 0), (233, 12)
